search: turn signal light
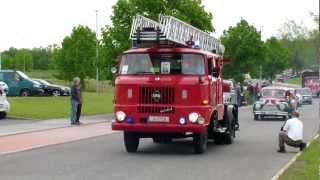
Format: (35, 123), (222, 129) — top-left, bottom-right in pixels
(202, 100), (209, 105)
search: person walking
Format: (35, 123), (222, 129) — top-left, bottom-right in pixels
(278, 111), (306, 153)
(70, 77), (82, 125)
(286, 91), (297, 118)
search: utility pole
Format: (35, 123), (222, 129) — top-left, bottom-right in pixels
(95, 10), (100, 93)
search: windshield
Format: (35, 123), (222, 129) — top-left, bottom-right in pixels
(37, 79), (50, 85)
(261, 89), (286, 98)
(119, 53), (205, 75)
(16, 71), (30, 80)
(303, 89), (312, 95)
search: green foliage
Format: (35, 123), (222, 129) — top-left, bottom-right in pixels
(221, 19), (265, 82)
(262, 37), (289, 79)
(1, 47), (33, 71)
(278, 20), (320, 72)
(55, 25), (97, 84)
(101, 0), (214, 81)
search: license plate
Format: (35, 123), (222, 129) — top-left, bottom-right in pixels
(148, 116), (169, 123)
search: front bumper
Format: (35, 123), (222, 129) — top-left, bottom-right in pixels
(112, 105), (212, 133)
(112, 122), (206, 133)
(254, 110), (288, 116)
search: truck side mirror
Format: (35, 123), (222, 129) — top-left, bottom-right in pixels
(212, 67), (220, 78)
(111, 67), (118, 74)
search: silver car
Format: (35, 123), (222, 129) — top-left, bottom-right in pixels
(295, 88), (313, 105)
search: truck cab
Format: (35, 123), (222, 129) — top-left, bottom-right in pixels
(111, 15), (237, 154)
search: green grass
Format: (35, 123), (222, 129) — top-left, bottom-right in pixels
(279, 137), (320, 180)
(8, 92), (114, 120)
(26, 70), (113, 93)
(287, 77), (302, 85)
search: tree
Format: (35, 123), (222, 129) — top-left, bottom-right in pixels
(221, 19), (265, 82)
(101, 0), (214, 81)
(56, 25), (96, 86)
(31, 47), (52, 70)
(14, 49), (33, 71)
(262, 37), (289, 79)
(278, 19), (319, 72)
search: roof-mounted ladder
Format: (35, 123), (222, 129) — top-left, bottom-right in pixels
(130, 15), (225, 55)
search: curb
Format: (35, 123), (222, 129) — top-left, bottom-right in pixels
(270, 133), (319, 180)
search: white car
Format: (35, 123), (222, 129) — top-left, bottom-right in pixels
(0, 82), (10, 119)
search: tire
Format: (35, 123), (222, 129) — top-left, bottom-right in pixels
(193, 131), (208, 154)
(0, 112), (6, 119)
(153, 137), (172, 144)
(52, 90), (61, 96)
(123, 132), (139, 153)
(213, 133), (223, 144)
(255, 114), (263, 121)
(20, 89), (31, 97)
(222, 108), (235, 145)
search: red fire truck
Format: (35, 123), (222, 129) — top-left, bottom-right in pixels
(111, 15), (238, 154)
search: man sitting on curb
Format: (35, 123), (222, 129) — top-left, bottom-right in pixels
(278, 111), (306, 153)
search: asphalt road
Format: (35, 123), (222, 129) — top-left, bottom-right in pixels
(0, 100), (319, 180)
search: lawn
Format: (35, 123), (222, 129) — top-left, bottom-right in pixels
(8, 92), (114, 120)
(26, 70), (113, 92)
(279, 137), (320, 180)
(287, 77), (302, 85)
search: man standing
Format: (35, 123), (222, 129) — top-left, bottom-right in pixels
(70, 77), (82, 125)
(278, 111), (306, 153)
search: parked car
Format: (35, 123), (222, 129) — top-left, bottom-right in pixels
(33, 79), (70, 96)
(0, 82), (10, 119)
(0, 81), (9, 93)
(253, 86), (290, 120)
(295, 88), (313, 104)
(0, 70), (44, 96)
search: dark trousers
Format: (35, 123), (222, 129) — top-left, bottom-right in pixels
(76, 104), (82, 123)
(278, 132), (303, 150)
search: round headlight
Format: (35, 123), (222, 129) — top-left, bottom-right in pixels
(279, 103), (286, 111)
(255, 103), (261, 110)
(189, 112), (199, 123)
(179, 117), (186, 125)
(115, 111), (126, 122)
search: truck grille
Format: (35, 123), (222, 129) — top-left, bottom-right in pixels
(138, 106), (175, 114)
(139, 87), (175, 104)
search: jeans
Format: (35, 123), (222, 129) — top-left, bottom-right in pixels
(70, 100), (79, 124)
(76, 104), (82, 123)
(278, 132), (303, 150)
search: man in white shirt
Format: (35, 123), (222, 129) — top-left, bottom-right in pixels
(278, 111), (306, 153)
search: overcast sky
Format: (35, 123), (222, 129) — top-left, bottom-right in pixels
(0, 0), (318, 51)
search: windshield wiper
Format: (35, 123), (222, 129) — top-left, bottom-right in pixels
(134, 71), (154, 74)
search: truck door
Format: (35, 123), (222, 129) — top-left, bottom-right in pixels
(208, 56), (216, 107)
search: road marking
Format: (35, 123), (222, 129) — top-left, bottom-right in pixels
(0, 122), (115, 155)
(270, 133), (319, 180)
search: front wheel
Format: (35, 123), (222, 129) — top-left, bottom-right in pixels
(0, 112), (6, 119)
(124, 132), (139, 153)
(20, 89), (31, 97)
(52, 90), (61, 96)
(193, 131), (208, 154)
